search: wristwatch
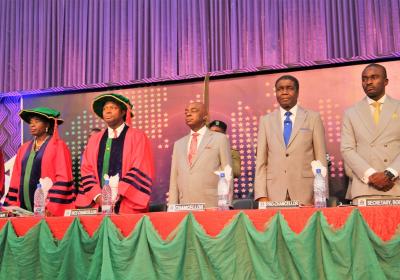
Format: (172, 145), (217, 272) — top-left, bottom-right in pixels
(384, 170), (396, 181)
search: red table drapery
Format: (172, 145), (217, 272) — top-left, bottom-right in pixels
(0, 206), (399, 241)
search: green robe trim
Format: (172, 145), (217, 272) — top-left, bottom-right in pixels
(22, 150), (36, 211)
(101, 137), (113, 187)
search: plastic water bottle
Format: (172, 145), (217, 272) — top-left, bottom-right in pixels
(217, 172), (230, 211)
(102, 179), (113, 215)
(33, 183), (45, 216)
(314, 169), (327, 208)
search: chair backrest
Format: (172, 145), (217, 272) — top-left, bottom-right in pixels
(149, 203), (167, 212)
(232, 199), (256, 209)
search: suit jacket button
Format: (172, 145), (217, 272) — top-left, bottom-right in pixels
(285, 153), (289, 157)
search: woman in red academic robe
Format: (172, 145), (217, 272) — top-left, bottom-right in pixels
(4, 107), (75, 216)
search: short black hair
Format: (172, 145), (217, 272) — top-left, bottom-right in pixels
(275, 75), (299, 92)
(363, 63), (387, 79)
(91, 127), (101, 132)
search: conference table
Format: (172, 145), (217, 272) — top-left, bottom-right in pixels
(0, 206), (399, 279)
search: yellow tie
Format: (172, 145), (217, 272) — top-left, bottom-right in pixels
(372, 101), (381, 125)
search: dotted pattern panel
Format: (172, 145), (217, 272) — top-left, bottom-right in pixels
(59, 87), (171, 190)
(19, 61), (400, 203)
(22, 84), (203, 203)
(230, 102), (258, 199)
(18, 79), (356, 203)
(317, 99), (344, 180)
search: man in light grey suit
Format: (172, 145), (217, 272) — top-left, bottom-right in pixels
(255, 75), (327, 205)
(341, 63), (400, 203)
(169, 102), (232, 208)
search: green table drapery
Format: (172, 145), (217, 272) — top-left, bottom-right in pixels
(0, 210), (399, 280)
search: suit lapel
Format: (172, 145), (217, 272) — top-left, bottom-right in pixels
(272, 110), (285, 149)
(190, 129), (213, 168)
(355, 97), (375, 137)
(372, 95), (398, 142)
(287, 106), (306, 148)
(182, 134), (191, 168)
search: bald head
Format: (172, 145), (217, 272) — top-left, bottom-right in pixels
(184, 102), (208, 131)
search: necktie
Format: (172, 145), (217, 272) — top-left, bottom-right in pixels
(188, 132), (199, 165)
(113, 129), (118, 139)
(283, 111), (292, 147)
(372, 101), (381, 125)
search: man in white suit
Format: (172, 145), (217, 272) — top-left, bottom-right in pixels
(254, 75), (327, 205)
(168, 102), (232, 208)
(341, 63), (400, 203)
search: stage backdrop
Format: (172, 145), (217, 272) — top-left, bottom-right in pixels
(22, 61), (400, 203)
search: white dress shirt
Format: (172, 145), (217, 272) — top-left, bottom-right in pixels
(367, 94), (385, 114)
(280, 104), (298, 130)
(187, 125), (207, 153)
(107, 123), (126, 138)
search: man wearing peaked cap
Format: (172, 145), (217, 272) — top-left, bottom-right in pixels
(4, 107), (75, 216)
(76, 93), (155, 214)
(209, 120), (242, 179)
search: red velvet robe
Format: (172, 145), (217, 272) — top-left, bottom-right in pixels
(76, 127), (154, 213)
(0, 150), (4, 198)
(4, 137), (75, 216)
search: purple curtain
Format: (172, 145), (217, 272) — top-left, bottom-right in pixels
(1, 0), (400, 93)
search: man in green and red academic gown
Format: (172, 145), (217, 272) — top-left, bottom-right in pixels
(76, 93), (155, 213)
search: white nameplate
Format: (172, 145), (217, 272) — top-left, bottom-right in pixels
(357, 198), (400, 207)
(167, 203), (205, 212)
(0, 212), (8, 218)
(258, 200), (300, 209)
(2, 206), (34, 216)
(64, 208), (98, 216)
